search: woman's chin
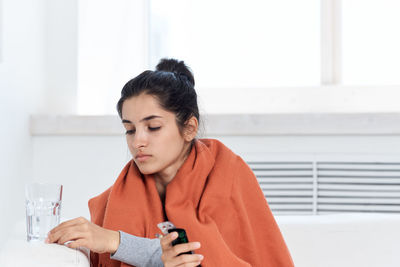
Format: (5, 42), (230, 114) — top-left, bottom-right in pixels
(136, 165), (158, 175)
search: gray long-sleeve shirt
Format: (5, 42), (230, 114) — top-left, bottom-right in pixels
(110, 231), (163, 267)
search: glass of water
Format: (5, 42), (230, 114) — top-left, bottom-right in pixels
(25, 183), (63, 242)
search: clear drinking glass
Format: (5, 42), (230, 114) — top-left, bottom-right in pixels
(25, 183), (63, 242)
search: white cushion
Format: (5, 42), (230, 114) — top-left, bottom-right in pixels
(276, 213), (400, 267)
(0, 240), (90, 267)
(0, 218), (89, 267)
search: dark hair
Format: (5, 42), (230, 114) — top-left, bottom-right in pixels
(116, 58), (199, 135)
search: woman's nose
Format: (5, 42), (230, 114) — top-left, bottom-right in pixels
(132, 129), (147, 149)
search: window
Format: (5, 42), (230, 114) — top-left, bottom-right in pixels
(77, 0), (400, 114)
(150, 0), (321, 88)
(77, 0), (148, 115)
(342, 0), (400, 85)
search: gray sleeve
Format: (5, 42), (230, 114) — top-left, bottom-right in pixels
(110, 231), (163, 267)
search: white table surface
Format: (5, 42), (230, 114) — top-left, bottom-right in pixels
(0, 219), (90, 267)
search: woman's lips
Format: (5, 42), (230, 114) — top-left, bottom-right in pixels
(136, 154), (151, 162)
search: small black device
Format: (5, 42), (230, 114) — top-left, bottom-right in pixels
(158, 222), (202, 267)
(168, 228), (192, 254)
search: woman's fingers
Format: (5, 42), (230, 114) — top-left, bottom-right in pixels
(177, 262), (202, 267)
(47, 217), (87, 242)
(171, 242), (201, 256)
(66, 239), (88, 249)
(57, 230), (86, 245)
(161, 232), (201, 254)
(173, 254), (204, 267)
(47, 218), (88, 244)
(48, 225), (79, 244)
(49, 217), (86, 234)
(160, 232), (178, 249)
(161, 233), (203, 267)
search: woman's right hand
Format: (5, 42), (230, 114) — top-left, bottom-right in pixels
(160, 232), (204, 267)
(46, 217), (120, 254)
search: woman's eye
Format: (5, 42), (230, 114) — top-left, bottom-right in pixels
(149, 126), (161, 131)
(125, 129), (135, 135)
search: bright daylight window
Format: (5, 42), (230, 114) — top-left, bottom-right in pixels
(77, 0), (400, 114)
(342, 0), (400, 85)
(150, 0), (321, 89)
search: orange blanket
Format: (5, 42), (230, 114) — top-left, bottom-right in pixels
(89, 139), (294, 267)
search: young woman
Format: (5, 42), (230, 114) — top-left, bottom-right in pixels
(47, 59), (294, 267)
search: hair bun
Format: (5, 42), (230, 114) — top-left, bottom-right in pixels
(156, 58), (195, 86)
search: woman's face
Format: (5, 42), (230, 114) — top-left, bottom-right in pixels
(121, 93), (190, 175)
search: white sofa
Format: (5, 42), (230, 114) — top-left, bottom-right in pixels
(276, 213), (400, 267)
(1, 213), (399, 267)
(0, 219), (90, 267)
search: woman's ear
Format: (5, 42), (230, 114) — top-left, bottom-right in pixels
(184, 116), (198, 142)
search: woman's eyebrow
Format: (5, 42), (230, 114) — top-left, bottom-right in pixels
(122, 115), (163, 124)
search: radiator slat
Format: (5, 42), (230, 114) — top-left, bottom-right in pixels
(270, 210), (314, 215)
(264, 190), (314, 196)
(318, 184), (400, 191)
(318, 163), (400, 170)
(318, 190), (400, 197)
(318, 170), (400, 177)
(269, 204), (314, 210)
(260, 184), (313, 190)
(267, 197), (313, 203)
(318, 204), (400, 212)
(318, 177), (400, 184)
(248, 163), (312, 169)
(318, 197), (400, 204)
(253, 170), (313, 176)
(257, 177), (314, 183)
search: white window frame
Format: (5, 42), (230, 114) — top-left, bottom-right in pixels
(321, 0), (342, 85)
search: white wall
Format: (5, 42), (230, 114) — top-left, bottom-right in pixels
(0, 0), (77, 242)
(27, 113), (400, 218)
(0, 0), (45, 243)
(29, 128), (400, 219)
(32, 136), (128, 220)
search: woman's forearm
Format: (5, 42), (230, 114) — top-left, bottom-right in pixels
(110, 231), (163, 267)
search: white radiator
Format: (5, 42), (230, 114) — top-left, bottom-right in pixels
(249, 161), (400, 215)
